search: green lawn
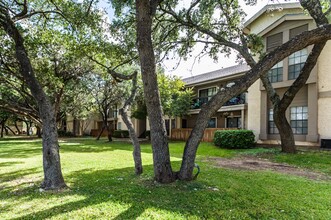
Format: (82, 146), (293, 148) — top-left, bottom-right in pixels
(0, 137), (330, 219)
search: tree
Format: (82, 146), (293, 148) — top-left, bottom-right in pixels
(135, 0), (176, 183)
(131, 72), (193, 119)
(90, 75), (128, 141)
(118, 71), (143, 175)
(130, 0), (331, 181)
(0, 0), (99, 189)
(0, 110), (10, 138)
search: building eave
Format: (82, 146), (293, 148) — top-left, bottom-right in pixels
(244, 2), (302, 30)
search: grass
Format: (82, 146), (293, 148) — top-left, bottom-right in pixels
(0, 137), (330, 219)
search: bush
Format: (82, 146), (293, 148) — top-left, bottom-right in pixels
(58, 130), (75, 137)
(214, 130), (255, 149)
(113, 130), (130, 138)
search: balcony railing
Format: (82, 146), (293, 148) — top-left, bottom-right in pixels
(191, 93), (246, 109)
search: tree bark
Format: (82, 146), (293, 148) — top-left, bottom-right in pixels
(119, 72), (143, 175)
(0, 120), (5, 138)
(24, 120), (30, 136)
(96, 124), (106, 140)
(5, 125), (16, 135)
(120, 109), (143, 174)
(36, 125), (42, 138)
(106, 123), (113, 142)
(136, 0), (175, 183)
(14, 121), (21, 134)
(274, 107), (296, 153)
(1, 8), (66, 189)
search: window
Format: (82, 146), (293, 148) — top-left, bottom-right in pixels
(288, 25), (308, 80)
(290, 24), (308, 39)
(268, 62), (283, 83)
(117, 122), (122, 130)
(199, 87), (217, 98)
(227, 117), (241, 128)
(266, 32), (283, 52)
(290, 106), (308, 134)
(197, 87), (217, 107)
(207, 118), (217, 128)
(268, 109), (279, 134)
(288, 49), (308, 80)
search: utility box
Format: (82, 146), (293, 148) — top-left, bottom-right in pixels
(321, 139), (331, 149)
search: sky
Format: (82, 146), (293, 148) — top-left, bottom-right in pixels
(97, 0), (294, 78)
(164, 0), (293, 78)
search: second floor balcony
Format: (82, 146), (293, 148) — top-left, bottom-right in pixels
(191, 93), (246, 109)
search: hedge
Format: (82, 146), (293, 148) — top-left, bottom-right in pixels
(58, 130), (75, 137)
(112, 130), (130, 138)
(214, 130), (255, 149)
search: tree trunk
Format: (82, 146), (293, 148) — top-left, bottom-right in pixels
(36, 125), (42, 138)
(25, 121), (30, 136)
(40, 107), (66, 189)
(72, 118), (77, 136)
(106, 123), (113, 142)
(96, 124), (106, 140)
(274, 108), (296, 153)
(5, 126), (16, 135)
(1, 12), (66, 189)
(14, 121), (21, 134)
(0, 120), (4, 138)
(178, 106), (213, 180)
(120, 109), (143, 175)
(136, 0), (175, 183)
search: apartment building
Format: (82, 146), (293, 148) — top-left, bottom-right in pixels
(176, 3), (331, 146)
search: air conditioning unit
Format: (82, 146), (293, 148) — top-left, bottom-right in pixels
(321, 139), (331, 149)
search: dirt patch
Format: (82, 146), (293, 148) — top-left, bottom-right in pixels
(208, 156), (330, 181)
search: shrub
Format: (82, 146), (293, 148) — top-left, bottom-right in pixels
(58, 130), (75, 137)
(213, 130), (255, 149)
(113, 130), (130, 138)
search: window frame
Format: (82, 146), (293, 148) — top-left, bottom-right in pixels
(268, 109), (279, 134)
(207, 117), (217, 128)
(288, 48), (308, 80)
(290, 106), (308, 135)
(268, 61), (283, 83)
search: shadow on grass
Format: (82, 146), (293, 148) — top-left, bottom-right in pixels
(0, 167), (40, 182)
(59, 138), (184, 158)
(0, 137), (182, 159)
(0, 161), (24, 167)
(12, 163), (219, 220)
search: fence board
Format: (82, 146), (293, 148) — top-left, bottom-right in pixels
(171, 128), (238, 142)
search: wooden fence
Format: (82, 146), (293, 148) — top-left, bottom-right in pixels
(90, 129), (108, 137)
(170, 128), (238, 142)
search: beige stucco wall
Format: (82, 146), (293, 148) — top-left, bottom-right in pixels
(317, 41), (331, 140)
(247, 80), (261, 140)
(66, 113), (99, 135)
(318, 41), (331, 93)
(247, 8), (305, 35)
(318, 98), (331, 139)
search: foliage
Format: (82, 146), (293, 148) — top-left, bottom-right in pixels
(58, 130), (75, 137)
(214, 130), (256, 149)
(0, 138), (330, 219)
(131, 72), (193, 119)
(112, 130), (130, 138)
